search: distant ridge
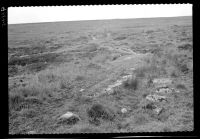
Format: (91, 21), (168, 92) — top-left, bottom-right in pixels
(8, 16), (192, 25)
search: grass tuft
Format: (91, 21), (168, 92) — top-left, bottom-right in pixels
(9, 93), (25, 111)
(87, 103), (115, 125)
(123, 76), (139, 90)
(176, 84), (187, 90)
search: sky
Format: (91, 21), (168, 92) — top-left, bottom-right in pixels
(8, 4), (192, 24)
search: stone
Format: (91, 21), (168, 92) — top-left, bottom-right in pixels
(80, 89), (85, 92)
(156, 87), (172, 94)
(105, 80), (124, 94)
(146, 94), (167, 102)
(122, 75), (132, 80)
(60, 112), (80, 119)
(121, 108), (128, 113)
(153, 78), (172, 85)
(58, 112), (80, 125)
(154, 107), (163, 115)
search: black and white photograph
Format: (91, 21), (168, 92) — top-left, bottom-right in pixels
(8, 4), (193, 134)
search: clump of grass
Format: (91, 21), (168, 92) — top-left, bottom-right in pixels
(87, 103), (115, 126)
(73, 93), (93, 105)
(178, 43), (192, 51)
(176, 84), (187, 90)
(146, 75), (155, 88)
(135, 61), (161, 79)
(57, 116), (80, 125)
(170, 70), (178, 78)
(134, 113), (149, 125)
(59, 79), (71, 90)
(17, 86), (40, 98)
(25, 96), (43, 106)
(143, 103), (157, 110)
(20, 108), (38, 118)
(9, 93), (25, 111)
(135, 69), (146, 78)
(179, 64), (189, 74)
(123, 76), (139, 90)
(38, 72), (59, 83)
(146, 30), (154, 34)
(112, 55), (118, 61)
(75, 75), (85, 81)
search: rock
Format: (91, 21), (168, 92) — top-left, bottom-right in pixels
(58, 112), (80, 125)
(154, 107), (163, 115)
(105, 80), (123, 94)
(153, 78), (172, 85)
(60, 112), (80, 119)
(146, 94), (167, 102)
(122, 75), (132, 80)
(121, 108), (128, 113)
(156, 87), (172, 94)
(175, 90), (180, 93)
(80, 89), (85, 92)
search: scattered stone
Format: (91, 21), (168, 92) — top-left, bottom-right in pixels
(146, 94), (167, 102)
(121, 108), (128, 113)
(58, 112), (80, 125)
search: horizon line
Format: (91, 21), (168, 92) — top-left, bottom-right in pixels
(8, 15), (192, 25)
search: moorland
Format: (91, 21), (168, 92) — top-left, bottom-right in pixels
(8, 16), (193, 134)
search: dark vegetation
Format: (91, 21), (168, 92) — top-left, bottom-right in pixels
(123, 77), (139, 90)
(87, 103), (115, 126)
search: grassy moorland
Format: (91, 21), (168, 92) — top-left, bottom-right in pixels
(8, 16), (193, 134)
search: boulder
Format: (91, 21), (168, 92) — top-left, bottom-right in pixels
(58, 112), (80, 125)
